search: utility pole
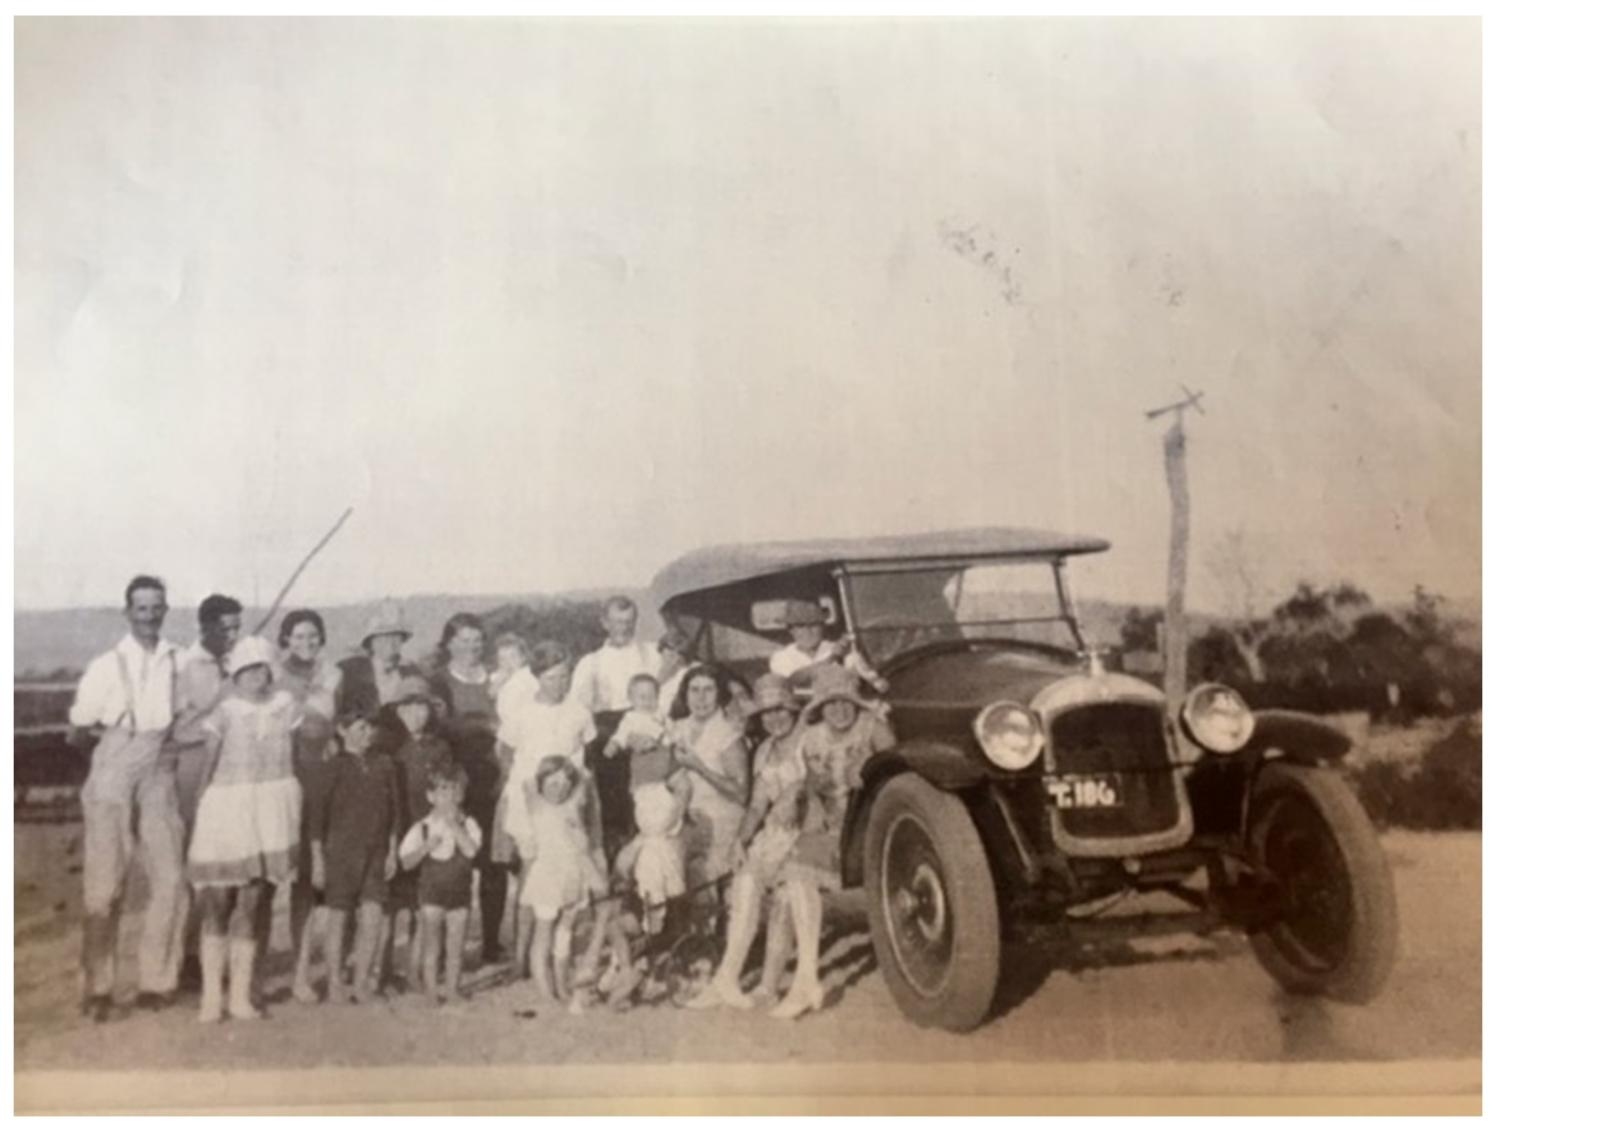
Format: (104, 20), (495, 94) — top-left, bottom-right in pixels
(1145, 385), (1205, 715)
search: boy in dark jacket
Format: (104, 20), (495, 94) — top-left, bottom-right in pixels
(304, 708), (399, 1003)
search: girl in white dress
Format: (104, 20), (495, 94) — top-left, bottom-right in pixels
(515, 756), (607, 1002)
(187, 636), (303, 1023)
(495, 641), (600, 978)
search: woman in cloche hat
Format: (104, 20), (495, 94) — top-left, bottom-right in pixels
(771, 664), (895, 1020)
(686, 672), (808, 1010)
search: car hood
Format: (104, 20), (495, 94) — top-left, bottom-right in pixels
(888, 646), (1082, 710)
(1031, 670), (1168, 716)
(889, 646), (1169, 716)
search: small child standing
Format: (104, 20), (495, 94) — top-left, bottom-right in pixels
(384, 677), (453, 993)
(188, 637), (303, 1023)
(397, 761), (482, 1005)
(303, 707), (400, 1004)
(607, 674), (689, 934)
(514, 756), (608, 1003)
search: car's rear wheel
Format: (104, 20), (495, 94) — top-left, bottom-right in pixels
(1246, 762), (1398, 1003)
(864, 774), (1001, 1031)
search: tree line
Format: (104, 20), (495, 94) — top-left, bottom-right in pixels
(1120, 582), (1482, 719)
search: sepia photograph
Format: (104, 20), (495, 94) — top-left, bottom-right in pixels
(12, 15), (1481, 1115)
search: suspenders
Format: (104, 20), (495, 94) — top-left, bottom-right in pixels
(110, 646), (177, 735)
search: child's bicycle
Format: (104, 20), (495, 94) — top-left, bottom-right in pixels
(579, 876), (729, 1010)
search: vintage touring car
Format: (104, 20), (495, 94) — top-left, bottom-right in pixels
(650, 528), (1399, 1031)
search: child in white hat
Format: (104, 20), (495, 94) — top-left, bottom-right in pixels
(187, 636), (304, 1023)
(767, 599), (889, 694)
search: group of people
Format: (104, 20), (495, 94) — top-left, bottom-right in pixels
(68, 576), (895, 1026)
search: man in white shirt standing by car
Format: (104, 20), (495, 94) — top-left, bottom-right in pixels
(67, 575), (188, 1021)
(570, 596), (659, 864)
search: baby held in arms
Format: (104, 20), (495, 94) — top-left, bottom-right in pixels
(608, 674), (691, 934)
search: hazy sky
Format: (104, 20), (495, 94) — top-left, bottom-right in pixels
(14, 18), (1480, 614)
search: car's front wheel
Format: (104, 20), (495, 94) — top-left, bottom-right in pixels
(864, 774), (1001, 1032)
(1246, 762), (1399, 1003)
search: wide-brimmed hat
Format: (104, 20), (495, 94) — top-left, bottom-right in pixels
(360, 599), (412, 648)
(751, 672), (800, 717)
(803, 663), (872, 722)
(781, 599), (827, 628)
(225, 636), (276, 677)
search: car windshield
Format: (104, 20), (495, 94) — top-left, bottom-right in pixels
(845, 559), (1084, 664)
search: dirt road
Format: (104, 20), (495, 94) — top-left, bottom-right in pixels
(13, 817), (1479, 1084)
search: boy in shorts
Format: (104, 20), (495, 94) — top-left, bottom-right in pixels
(397, 761), (482, 1004)
(305, 708), (399, 1003)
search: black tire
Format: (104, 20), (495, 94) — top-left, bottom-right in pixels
(1246, 762), (1399, 1003)
(864, 774), (1002, 1031)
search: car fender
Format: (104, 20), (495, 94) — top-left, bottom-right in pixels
(1187, 709), (1357, 837)
(1237, 709), (1358, 830)
(840, 742), (987, 888)
(1243, 709), (1355, 767)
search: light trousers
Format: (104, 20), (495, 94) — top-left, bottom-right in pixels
(80, 729), (189, 997)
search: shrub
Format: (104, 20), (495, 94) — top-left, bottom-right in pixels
(1416, 716), (1483, 830)
(1347, 716), (1481, 830)
(479, 599), (607, 663)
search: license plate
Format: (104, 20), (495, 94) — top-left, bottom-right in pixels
(1045, 774), (1122, 810)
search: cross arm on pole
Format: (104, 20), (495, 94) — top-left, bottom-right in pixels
(1144, 386), (1206, 421)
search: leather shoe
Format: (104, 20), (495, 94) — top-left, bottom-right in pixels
(81, 994), (115, 1023)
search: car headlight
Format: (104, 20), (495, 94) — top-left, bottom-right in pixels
(1181, 683), (1256, 754)
(974, 701), (1044, 771)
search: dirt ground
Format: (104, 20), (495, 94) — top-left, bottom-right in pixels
(14, 817), (1480, 1081)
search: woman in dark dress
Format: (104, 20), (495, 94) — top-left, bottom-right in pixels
(428, 613), (509, 965)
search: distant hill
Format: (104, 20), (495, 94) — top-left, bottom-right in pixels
(16, 585), (1468, 683)
(14, 590), (1142, 680)
(13, 590), (660, 680)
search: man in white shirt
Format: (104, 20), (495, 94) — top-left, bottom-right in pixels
(570, 597), (660, 715)
(67, 575), (188, 1020)
(570, 596), (660, 863)
(170, 594), (243, 828)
